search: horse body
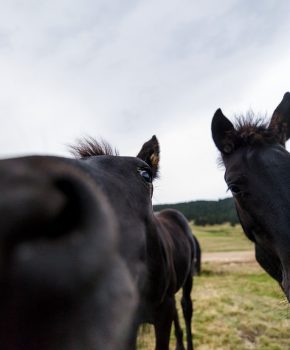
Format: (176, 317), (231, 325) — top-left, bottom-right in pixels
(138, 209), (195, 350)
(211, 92), (290, 302)
(154, 209), (194, 294)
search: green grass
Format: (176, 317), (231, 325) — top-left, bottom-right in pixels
(137, 224), (290, 350)
(191, 223), (254, 253)
(138, 261), (289, 350)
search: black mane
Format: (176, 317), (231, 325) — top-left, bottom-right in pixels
(70, 137), (119, 159)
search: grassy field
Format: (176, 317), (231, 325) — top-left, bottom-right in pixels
(137, 224), (290, 350)
(191, 223), (254, 252)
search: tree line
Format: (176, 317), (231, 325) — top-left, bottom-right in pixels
(153, 198), (239, 226)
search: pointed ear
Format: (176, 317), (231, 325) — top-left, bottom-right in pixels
(137, 135), (160, 178)
(211, 109), (235, 154)
(268, 92), (290, 145)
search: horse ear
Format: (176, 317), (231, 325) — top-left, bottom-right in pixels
(211, 109), (235, 154)
(137, 135), (160, 178)
(269, 92), (290, 145)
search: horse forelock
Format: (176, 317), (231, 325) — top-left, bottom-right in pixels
(218, 113), (284, 165)
(70, 137), (119, 159)
(229, 112), (283, 148)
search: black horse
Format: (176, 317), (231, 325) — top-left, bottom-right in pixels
(0, 136), (164, 350)
(0, 135), (197, 349)
(211, 92), (290, 302)
(172, 230), (201, 350)
(73, 136), (197, 350)
(147, 208), (196, 350)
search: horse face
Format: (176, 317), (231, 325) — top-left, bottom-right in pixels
(224, 145), (290, 296)
(0, 156), (137, 350)
(211, 92), (290, 301)
(78, 136), (160, 284)
(0, 135), (159, 349)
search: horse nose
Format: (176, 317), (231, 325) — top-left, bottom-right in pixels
(0, 159), (68, 242)
(0, 181), (66, 245)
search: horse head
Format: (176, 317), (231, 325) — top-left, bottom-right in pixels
(212, 92), (290, 301)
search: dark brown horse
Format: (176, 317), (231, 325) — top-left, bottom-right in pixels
(211, 92), (290, 302)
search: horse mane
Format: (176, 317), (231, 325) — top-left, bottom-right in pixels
(229, 112), (281, 147)
(70, 137), (119, 159)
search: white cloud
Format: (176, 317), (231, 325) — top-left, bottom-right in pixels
(0, 0), (289, 203)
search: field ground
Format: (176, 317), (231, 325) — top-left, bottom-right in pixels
(191, 223), (254, 253)
(137, 224), (290, 350)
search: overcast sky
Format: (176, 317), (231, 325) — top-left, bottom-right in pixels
(0, 0), (289, 204)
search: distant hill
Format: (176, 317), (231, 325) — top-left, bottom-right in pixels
(153, 197), (238, 226)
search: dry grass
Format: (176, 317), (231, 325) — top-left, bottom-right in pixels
(137, 224), (290, 350)
(191, 261), (289, 350)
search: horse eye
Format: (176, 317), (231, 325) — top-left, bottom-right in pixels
(138, 169), (152, 183)
(228, 184), (241, 195)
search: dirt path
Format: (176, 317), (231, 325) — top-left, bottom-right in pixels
(202, 250), (255, 263)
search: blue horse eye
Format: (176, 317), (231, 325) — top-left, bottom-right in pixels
(138, 169), (152, 183)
